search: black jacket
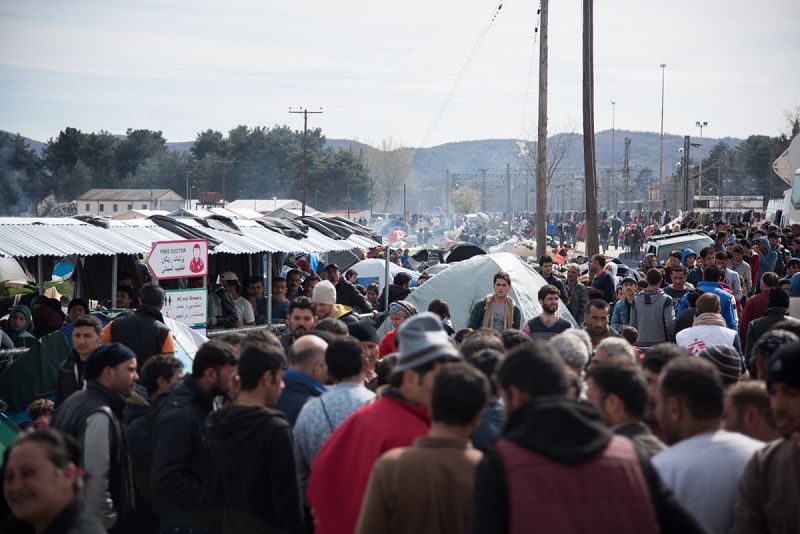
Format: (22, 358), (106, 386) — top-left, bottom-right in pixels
(275, 372), (324, 426)
(55, 349), (86, 406)
(745, 307), (789, 356)
(335, 280), (372, 313)
(52, 382), (135, 529)
(207, 404), (306, 534)
(150, 376), (217, 525)
(2, 499), (110, 534)
(376, 284), (411, 312)
(614, 421), (667, 458)
(470, 397), (710, 534)
(108, 305), (171, 370)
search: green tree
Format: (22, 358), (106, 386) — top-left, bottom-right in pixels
(115, 129), (167, 180)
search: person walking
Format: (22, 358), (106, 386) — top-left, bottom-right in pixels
(467, 271), (522, 330)
(56, 315), (102, 405)
(564, 264), (588, 325)
(276, 334), (328, 426)
(676, 293), (743, 355)
(521, 285), (572, 341)
(630, 269), (675, 348)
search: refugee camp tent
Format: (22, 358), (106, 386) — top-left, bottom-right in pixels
(350, 259), (419, 292)
(445, 243), (486, 263)
(378, 252), (576, 336)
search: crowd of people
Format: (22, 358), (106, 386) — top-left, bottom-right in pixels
(2, 215), (800, 534)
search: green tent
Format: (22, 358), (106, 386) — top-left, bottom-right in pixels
(0, 331), (71, 411)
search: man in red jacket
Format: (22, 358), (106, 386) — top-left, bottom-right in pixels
(307, 312), (460, 534)
(470, 341), (708, 534)
(739, 272), (779, 343)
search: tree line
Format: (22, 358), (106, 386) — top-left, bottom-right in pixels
(0, 125), (373, 216)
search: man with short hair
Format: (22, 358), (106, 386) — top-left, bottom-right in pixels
(677, 266), (737, 330)
(101, 283), (175, 371)
(53, 343), (139, 530)
(591, 337), (637, 367)
(731, 341), (800, 533)
(587, 359), (666, 457)
(522, 285), (572, 341)
(151, 340), (238, 531)
(270, 276), (290, 322)
(539, 255), (567, 302)
(729, 246), (753, 296)
(676, 293), (742, 355)
(467, 271), (522, 330)
(295, 337), (376, 506)
(687, 246), (714, 287)
(631, 269), (675, 347)
(745, 287), (790, 356)
(663, 265), (692, 313)
(740, 272), (780, 342)
(722, 381), (780, 443)
(208, 344), (306, 534)
(245, 275), (269, 324)
(587, 254), (615, 303)
(584, 299), (621, 348)
(356, 364), (488, 534)
(282, 297), (317, 352)
(308, 313), (460, 534)
(739, 239), (761, 288)
(286, 269), (304, 299)
(611, 276), (638, 333)
(471, 342), (706, 534)
(56, 314), (103, 405)
(276, 334), (329, 426)
(377, 272), (412, 312)
(115, 286), (135, 309)
(715, 251), (744, 303)
(653, 358), (763, 534)
(564, 264), (588, 324)
(325, 264), (372, 313)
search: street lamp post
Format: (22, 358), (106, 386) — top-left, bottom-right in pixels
(659, 64), (667, 209)
(695, 121), (707, 195)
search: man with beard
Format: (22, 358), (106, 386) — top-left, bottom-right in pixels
(731, 342), (800, 533)
(53, 343), (139, 531)
(521, 285), (572, 341)
(652, 358), (763, 534)
(564, 264), (588, 325)
(281, 297), (317, 353)
(584, 299), (621, 348)
(538, 256), (567, 302)
(150, 340), (238, 532)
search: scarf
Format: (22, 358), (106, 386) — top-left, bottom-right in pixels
(481, 294), (516, 330)
(692, 312), (727, 328)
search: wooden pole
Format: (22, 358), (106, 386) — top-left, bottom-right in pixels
(582, 0), (599, 257)
(535, 0), (549, 259)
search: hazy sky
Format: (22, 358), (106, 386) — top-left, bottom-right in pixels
(1, 0), (798, 147)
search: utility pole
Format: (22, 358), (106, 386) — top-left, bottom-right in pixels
(479, 168), (488, 212)
(696, 120), (707, 195)
(536, 0), (549, 259)
(445, 169), (450, 221)
(184, 170), (192, 209)
(622, 137), (631, 212)
(506, 162), (512, 231)
(658, 64), (667, 209)
(582, 0), (599, 256)
(403, 183), (407, 224)
(611, 100), (616, 210)
(215, 158), (235, 207)
(289, 107), (323, 216)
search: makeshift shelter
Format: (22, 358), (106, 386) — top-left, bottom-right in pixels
(446, 243), (486, 263)
(350, 259), (419, 292)
(378, 253), (576, 336)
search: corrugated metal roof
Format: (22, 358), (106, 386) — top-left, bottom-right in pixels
(76, 189), (181, 201)
(0, 217), (381, 258)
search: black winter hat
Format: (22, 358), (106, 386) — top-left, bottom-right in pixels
(85, 343), (136, 380)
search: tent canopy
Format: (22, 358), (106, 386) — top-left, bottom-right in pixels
(378, 252), (576, 335)
(350, 259), (419, 292)
(446, 243), (486, 263)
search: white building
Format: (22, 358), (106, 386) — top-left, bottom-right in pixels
(76, 189), (184, 216)
(226, 198), (317, 214)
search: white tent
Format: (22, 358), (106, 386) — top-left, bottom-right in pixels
(350, 258), (420, 292)
(378, 252), (576, 335)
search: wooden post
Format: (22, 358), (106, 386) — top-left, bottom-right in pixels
(582, 0), (600, 257)
(536, 0), (549, 259)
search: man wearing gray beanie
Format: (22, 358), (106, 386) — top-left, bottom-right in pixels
(53, 343), (139, 530)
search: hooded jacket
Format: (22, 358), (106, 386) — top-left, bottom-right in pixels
(681, 248), (697, 267)
(5, 304), (36, 348)
(207, 404), (306, 534)
(757, 237), (778, 280)
(470, 397), (708, 534)
(631, 288), (675, 346)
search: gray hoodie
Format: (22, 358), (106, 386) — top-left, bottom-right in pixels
(630, 288), (675, 347)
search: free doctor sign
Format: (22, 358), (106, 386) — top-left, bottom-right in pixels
(147, 239), (209, 280)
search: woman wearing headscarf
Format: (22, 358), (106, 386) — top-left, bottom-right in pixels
(604, 262), (620, 292)
(4, 304), (36, 348)
(378, 300), (417, 357)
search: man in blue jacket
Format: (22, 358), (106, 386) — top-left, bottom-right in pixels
(677, 266), (737, 330)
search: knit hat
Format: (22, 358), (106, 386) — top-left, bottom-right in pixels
(766, 341), (800, 390)
(394, 312), (459, 372)
(696, 345), (742, 385)
(388, 300), (417, 318)
(312, 280), (337, 305)
(85, 343), (136, 380)
(348, 320), (379, 344)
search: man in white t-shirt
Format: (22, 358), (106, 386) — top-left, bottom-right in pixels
(220, 271), (256, 326)
(653, 357), (763, 534)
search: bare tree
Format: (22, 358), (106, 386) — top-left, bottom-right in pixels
(451, 187), (481, 213)
(518, 125), (577, 189)
(366, 137), (412, 213)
